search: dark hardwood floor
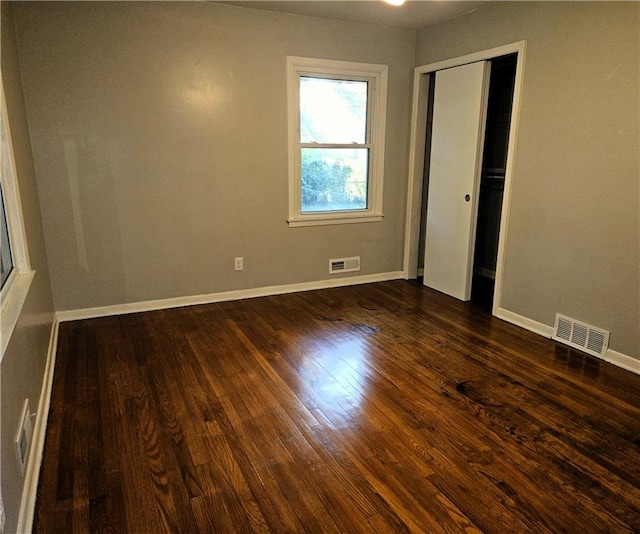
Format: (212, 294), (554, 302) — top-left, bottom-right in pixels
(35, 280), (640, 533)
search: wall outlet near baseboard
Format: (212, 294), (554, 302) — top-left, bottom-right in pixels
(15, 399), (34, 478)
(234, 257), (244, 271)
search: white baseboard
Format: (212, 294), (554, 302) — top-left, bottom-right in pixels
(56, 271), (405, 322)
(16, 317), (59, 533)
(604, 349), (640, 375)
(496, 307), (554, 338)
(496, 307), (639, 376)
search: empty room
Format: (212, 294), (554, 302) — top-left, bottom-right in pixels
(1, 1), (638, 532)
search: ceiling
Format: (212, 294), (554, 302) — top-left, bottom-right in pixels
(216, 1), (488, 31)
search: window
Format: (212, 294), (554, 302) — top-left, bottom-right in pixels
(1, 187), (13, 288)
(287, 57), (388, 227)
(1, 80), (34, 359)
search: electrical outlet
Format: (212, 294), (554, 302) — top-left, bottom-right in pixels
(234, 257), (243, 271)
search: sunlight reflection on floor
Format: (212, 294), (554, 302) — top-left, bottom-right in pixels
(303, 337), (371, 425)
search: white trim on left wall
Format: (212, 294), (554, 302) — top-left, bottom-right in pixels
(16, 316), (59, 534)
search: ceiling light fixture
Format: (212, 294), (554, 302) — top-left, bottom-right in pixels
(384, 0), (406, 6)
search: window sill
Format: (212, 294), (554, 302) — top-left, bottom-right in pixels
(1, 270), (35, 360)
(287, 213), (384, 228)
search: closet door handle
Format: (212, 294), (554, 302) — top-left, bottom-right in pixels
(464, 194), (471, 202)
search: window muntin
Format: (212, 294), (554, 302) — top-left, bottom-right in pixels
(287, 57), (387, 227)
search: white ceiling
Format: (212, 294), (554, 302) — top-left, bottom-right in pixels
(216, 1), (488, 31)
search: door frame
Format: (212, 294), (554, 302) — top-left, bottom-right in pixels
(402, 41), (526, 316)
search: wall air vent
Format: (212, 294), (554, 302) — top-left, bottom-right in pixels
(329, 256), (360, 275)
(552, 313), (609, 358)
(15, 399), (34, 477)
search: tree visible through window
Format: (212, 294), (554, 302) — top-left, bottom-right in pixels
(287, 57), (387, 227)
(300, 77), (368, 212)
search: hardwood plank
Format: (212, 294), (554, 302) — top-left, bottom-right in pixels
(35, 281), (640, 533)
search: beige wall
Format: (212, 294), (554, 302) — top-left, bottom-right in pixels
(12, 1), (416, 311)
(9, 2), (639, 361)
(415, 2), (639, 359)
(1, 3), (56, 532)
(0, 2), (636, 528)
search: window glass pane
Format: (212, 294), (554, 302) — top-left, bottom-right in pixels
(300, 77), (368, 144)
(0, 186), (13, 289)
(301, 148), (368, 213)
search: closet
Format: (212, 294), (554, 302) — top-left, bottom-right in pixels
(471, 54), (517, 309)
(421, 54), (517, 309)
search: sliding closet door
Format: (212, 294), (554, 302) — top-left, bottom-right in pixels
(423, 61), (490, 301)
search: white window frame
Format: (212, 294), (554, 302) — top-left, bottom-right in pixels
(286, 56), (388, 227)
(1, 79), (35, 360)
